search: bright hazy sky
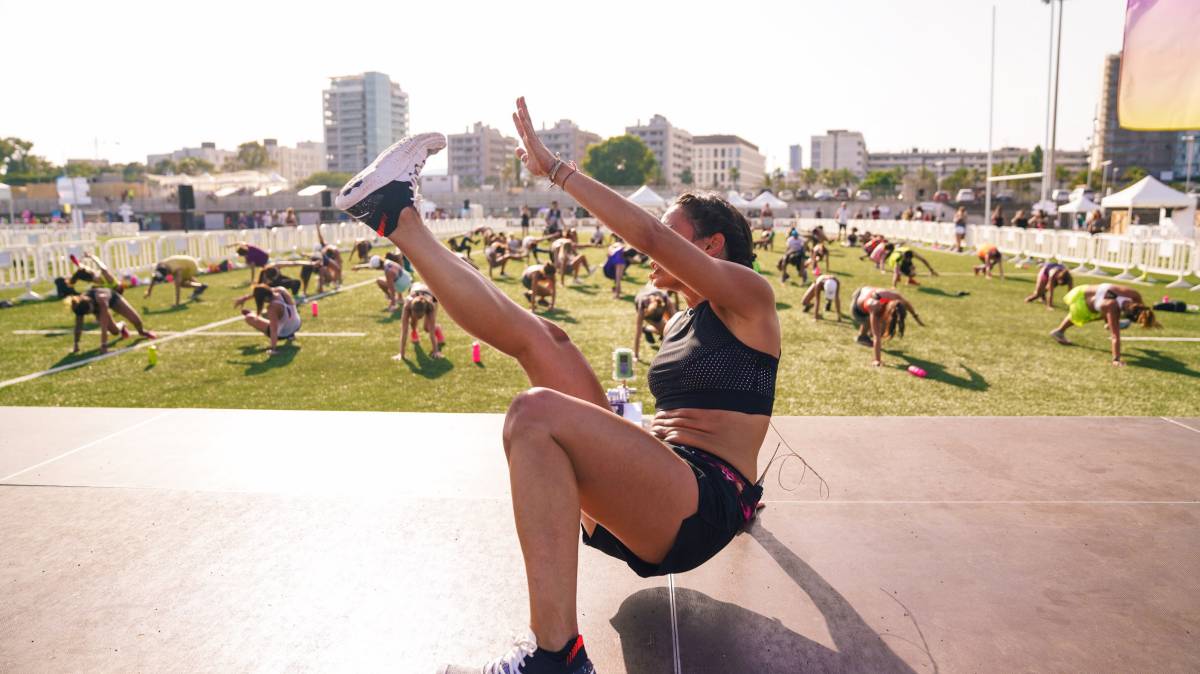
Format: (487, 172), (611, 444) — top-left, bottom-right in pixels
(3, 0), (1127, 173)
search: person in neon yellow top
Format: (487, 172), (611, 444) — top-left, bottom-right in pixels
(1051, 283), (1161, 366)
(144, 255), (207, 306)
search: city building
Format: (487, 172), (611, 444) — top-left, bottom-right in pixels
(323, 71), (410, 173)
(788, 144), (803, 173)
(692, 135), (765, 191)
(1174, 132), (1199, 182)
(536, 119), (601, 165)
(626, 115), (693, 188)
(420, 175), (460, 194)
(447, 122), (519, 187)
(263, 139), (326, 185)
(1089, 53), (1180, 180)
(147, 142), (233, 172)
(810, 130), (867, 177)
(869, 147), (1028, 175)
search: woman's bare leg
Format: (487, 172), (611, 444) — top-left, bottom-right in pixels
(503, 388), (697, 650)
(242, 313), (271, 335)
(383, 208), (606, 405)
(114, 302), (151, 335)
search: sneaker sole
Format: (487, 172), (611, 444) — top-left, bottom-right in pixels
(334, 133), (447, 213)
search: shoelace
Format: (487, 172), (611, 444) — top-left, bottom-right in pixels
(482, 631), (538, 674)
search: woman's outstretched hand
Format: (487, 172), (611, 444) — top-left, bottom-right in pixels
(511, 97), (556, 177)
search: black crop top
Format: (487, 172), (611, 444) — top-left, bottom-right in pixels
(647, 301), (778, 415)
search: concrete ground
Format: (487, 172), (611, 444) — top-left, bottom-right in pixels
(1, 408), (1198, 673)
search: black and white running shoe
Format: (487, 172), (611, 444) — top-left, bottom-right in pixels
(438, 631), (596, 674)
(335, 132), (447, 237)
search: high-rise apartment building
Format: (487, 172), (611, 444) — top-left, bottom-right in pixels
(626, 115), (693, 188)
(810, 130), (867, 177)
(264, 139), (327, 185)
(536, 119), (601, 165)
(692, 135), (765, 191)
(323, 72), (410, 173)
(788, 144), (803, 173)
(1089, 53), (1181, 180)
(447, 122), (519, 187)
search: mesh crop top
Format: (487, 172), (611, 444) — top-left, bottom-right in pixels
(647, 301), (778, 416)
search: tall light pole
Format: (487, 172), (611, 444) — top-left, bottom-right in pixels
(1038, 0), (1065, 203)
(1046, 0), (1064, 200)
(1099, 159), (1113, 199)
(985, 5), (996, 228)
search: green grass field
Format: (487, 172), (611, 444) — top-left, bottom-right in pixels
(1, 236), (1197, 415)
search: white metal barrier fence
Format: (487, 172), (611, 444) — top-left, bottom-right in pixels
(1, 218), (501, 290)
(847, 219), (1199, 290)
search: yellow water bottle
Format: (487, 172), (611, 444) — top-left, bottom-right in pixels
(147, 345), (158, 366)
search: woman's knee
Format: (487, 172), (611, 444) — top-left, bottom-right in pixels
(502, 387), (562, 454)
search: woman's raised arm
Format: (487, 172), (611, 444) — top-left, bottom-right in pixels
(511, 97), (771, 317)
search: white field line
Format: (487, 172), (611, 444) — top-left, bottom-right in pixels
(14, 329), (367, 337)
(0, 279), (375, 390)
(1160, 417), (1200, 435)
(0, 410), (175, 482)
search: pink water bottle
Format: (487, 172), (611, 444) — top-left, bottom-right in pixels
(311, 301), (318, 318)
(411, 328), (419, 341)
(907, 365), (926, 378)
(1162, 295), (1170, 303)
(471, 341), (482, 364)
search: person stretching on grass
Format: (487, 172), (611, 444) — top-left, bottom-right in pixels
(1050, 283), (1160, 367)
(67, 252), (124, 292)
(521, 262), (558, 312)
(850, 286), (924, 367)
(973, 244), (1005, 279)
(395, 282), (446, 361)
(230, 241), (270, 285)
(777, 229), (807, 285)
(333, 97), (777, 674)
(144, 255), (207, 306)
(810, 239), (830, 276)
(801, 274), (842, 321)
(354, 254), (413, 312)
(348, 237), (376, 266)
(1025, 262), (1073, 308)
(69, 286), (156, 354)
(233, 284), (300, 356)
(315, 227), (344, 289)
(889, 246), (938, 287)
(632, 283), (677, 361)
(551, 237), (593, 285)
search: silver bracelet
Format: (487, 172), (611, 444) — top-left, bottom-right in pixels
(548, 157), (564, 187)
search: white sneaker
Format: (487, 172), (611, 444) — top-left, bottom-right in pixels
(335, 133), (446, 237)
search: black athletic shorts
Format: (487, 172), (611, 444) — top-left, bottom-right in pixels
(581, 444), (762, 578)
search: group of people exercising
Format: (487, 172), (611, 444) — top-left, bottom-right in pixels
(62, 204), (1163, 371)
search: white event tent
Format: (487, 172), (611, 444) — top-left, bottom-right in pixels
(628, 185), (667, 211)
(749, 191), (788, 211)
(1101, 176), (1196, 238)
(726, 190), (752, 210)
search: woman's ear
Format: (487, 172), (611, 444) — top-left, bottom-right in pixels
(706, 232), (726, 257)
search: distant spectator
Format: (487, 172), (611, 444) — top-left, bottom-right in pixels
(520, 205), (531, 236)
(871, 205), (881, 219)
(835, 201), (849, 241)
(544, 200), (563, 235)
(1012, 209), (1029, 229)
(284, 208), (298, 227)
(1086, 210), (1103, 235)
(991, 205), (1004, 227)
(953, 207), (968, 252)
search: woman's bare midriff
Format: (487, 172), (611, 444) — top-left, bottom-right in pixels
(649, 407), (769, 481)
